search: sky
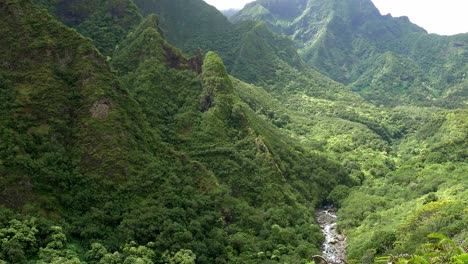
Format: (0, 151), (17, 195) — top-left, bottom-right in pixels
(203, 0), (468, 35)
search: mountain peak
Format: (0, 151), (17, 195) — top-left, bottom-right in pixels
(230, 0), (468, 108)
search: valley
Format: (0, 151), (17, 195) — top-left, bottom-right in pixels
(0, 0), (466, 263)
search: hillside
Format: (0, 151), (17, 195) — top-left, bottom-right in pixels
(110, 14), (353, 262)
(131, 0), (350, 98)
(36, 0), (143, 56)
(0, 1), (229, 262)
(0, 0), (467, 263)
(0, 1), (352, 263)
(0, 0), (159, 210)
(232, 0), (468, 107)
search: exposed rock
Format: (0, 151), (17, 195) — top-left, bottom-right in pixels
(255, 137), (268, 153)
(189, 48), (204, 74)
(316, 207), (347, 264)
(200, 89), (214, 112)
(90, 99), (111, 119)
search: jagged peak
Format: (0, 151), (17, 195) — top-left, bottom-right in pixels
(201, 51), (233, 94)
(200, 51), (233, 112)
(112, 14), (205, 75)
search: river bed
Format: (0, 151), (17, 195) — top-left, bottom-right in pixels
(315, 207), (347, 264)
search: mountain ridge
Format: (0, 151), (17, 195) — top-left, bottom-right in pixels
(232, 0), (468, 107)
(0, 0), (466, 263)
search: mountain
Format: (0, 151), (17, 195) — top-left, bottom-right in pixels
(133, 0), (232, 56)
(0, 1), (352, 263)
(221, 9), (240, 18)
(1, 0), (467, 263)
(0, 0), (158, 210)
(127, 0), (468, 262)
(36, 0), (143, 56)
(232, 0), (468, 107)
(131, 0), (349, 99)
(0, 1), (219, 262)
(110, 14), (353, 262)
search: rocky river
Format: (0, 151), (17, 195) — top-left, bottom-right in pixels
(315, 207), (347, 264)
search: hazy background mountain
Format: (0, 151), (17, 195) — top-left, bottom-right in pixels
(221, 8), (240, 18)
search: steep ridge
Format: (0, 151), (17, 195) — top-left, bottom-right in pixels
(1, 0), (466, 263)
(111, 15), (353, 262)
(0, 2), (354, 263)
(133, 0), (232, 56)
(109, 3), (467, 262)
(0, 0), (157, 210)
(131, 0), (350, 100)
(0, 1), (220, 262)
(233, 0), (468, 107)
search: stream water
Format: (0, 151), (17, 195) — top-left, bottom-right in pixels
(316, 207), (347, 264)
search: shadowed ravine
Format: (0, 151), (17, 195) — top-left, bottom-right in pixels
(315, 207), (347, 264)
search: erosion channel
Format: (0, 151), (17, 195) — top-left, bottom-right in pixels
(315, 207), (347, 264)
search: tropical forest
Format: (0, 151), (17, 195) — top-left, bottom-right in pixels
(0, 0), (466, 263)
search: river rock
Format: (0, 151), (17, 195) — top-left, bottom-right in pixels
(315, 207), (347, 264)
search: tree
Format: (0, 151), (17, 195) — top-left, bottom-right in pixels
(0, 218), (38, 263)
(163, 249), (196, 264)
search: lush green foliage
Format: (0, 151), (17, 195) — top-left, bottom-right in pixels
(233, 0), (468, 107)
(337, 109), (468, 263)
(36, 0), (143, 56)
(1, 0), (467, 263)
(1, 1), (219, 263)
(110, 16), (351, 262)
(376, 233), (468, 264)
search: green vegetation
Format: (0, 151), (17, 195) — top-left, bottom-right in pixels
(1, 0), (467, 263)
(0, 2), (350, 262)
(337, 109), (468, 263)
(110, 15), (352, 262)
(376, 233), (468, 264)
(233, 0), (468, 107)
(36, 0), (143, 56)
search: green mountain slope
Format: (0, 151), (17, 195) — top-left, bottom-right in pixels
(0, 0), (157, 211)
(111, 15), (353, 262)
(1, 0), (466, 263)
(0, 2), (354, 263)
(133, 0), (231, 56)
(232, 0), (468, 107)
(338, 109), (468, 263)
(131, 0), (349, 101)
(36, 0), (142, 56)
(0, 1), (220, 262)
